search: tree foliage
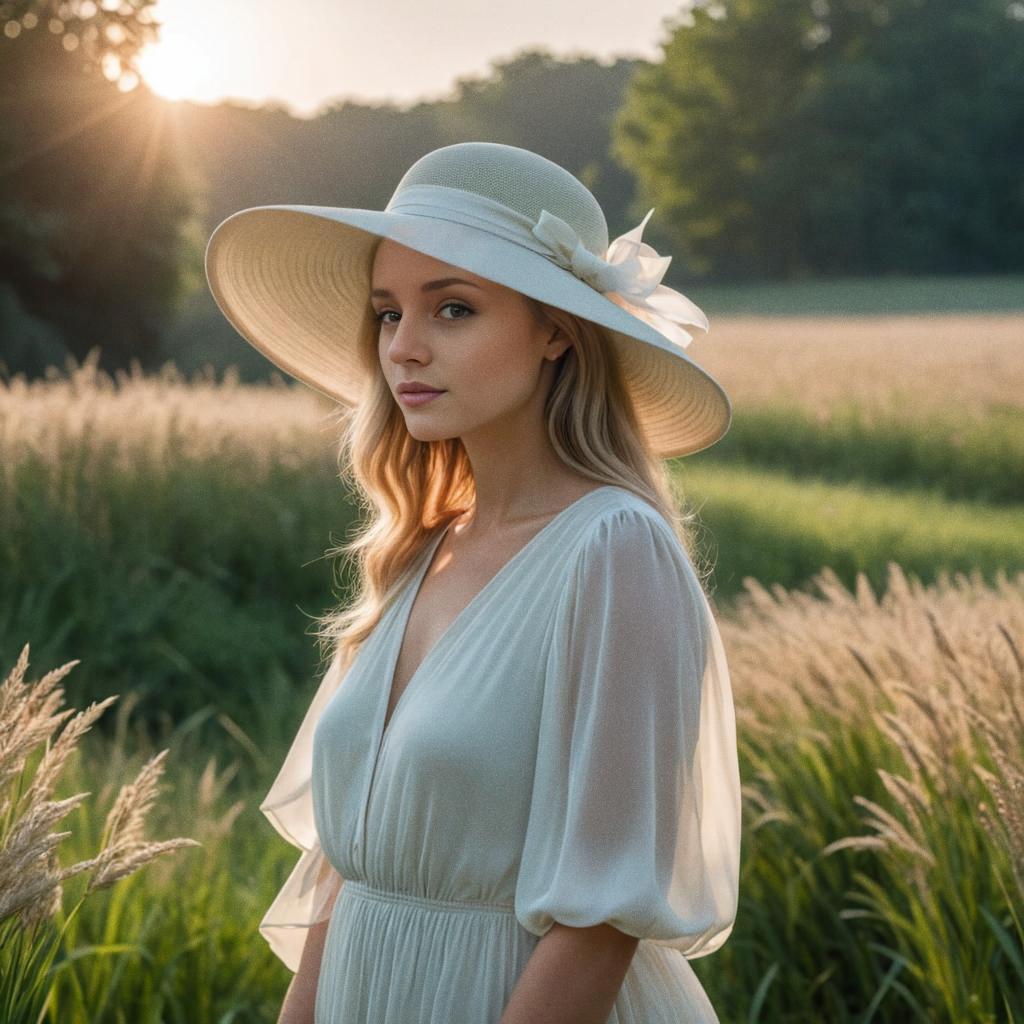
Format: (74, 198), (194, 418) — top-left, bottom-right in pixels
(0, 0), (203, 378)
(613, 0), (1024, 279)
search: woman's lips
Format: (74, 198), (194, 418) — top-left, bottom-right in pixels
(398, 389), (446, 407)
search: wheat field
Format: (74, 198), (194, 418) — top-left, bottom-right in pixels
(691, 312), (1023, 418)
(4, 312), (1021, 474)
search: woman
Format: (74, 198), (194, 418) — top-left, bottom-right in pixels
(206, 141), (741, 1024)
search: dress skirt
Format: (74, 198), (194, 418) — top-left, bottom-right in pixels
(316, 880), (722, 1022)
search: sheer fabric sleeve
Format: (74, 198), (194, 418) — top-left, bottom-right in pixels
(258, 645), (348, 972)
(514, 505), (741, 958)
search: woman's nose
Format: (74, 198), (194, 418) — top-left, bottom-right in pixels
(385, 317), (431, 364)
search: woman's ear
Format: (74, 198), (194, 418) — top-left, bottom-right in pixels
(544, 326), (573, 362)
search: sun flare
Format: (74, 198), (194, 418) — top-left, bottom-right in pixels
(136, 34), (218, 103)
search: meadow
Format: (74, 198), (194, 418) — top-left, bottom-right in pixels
(1, 288), (1022, 1022)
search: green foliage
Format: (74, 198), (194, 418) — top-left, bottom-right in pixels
(0, 0), (158, 79)
(0, 279), (69, 377)
(41, 721), (288, 1024)
(690, 272), (1024, 315)
(612, 0), (1024, 279)
(678, 461), (1024, 600)
(0, 0), (205, 380)
(0, 916), (64, 1024)
(0, 432), (358, 756)
(700, 401), (1024, 505)
(714, 701), (1022, 1021)
(714, 716), (907, 1021)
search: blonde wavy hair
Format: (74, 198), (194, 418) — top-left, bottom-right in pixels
(311, 293), (714, 674)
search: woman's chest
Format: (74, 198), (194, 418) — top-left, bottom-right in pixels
(319, 587), (557, 779)
(312, 586), (560, 857)
(319, 553), (566, 760)
(386, 524), (566, 725)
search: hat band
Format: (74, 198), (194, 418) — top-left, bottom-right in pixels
(383, 183), (709, 352)
(385, 184), (597, 262)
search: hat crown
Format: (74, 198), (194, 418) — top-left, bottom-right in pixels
(388, 141), (610, 257)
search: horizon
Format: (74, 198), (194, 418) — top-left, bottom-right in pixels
(134, 0), (699, 119)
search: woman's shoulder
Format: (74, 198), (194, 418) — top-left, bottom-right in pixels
(574, 484), (684, 552)
(553, 485), (712, 650)
(563, 484), (703, 592)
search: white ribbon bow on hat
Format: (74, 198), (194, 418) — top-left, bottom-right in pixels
(531, 207), (709, 349)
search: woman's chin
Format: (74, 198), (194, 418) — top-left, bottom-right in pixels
(402, 421), (457, 444)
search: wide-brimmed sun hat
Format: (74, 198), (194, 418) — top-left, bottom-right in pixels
(204, 140), (731, 458)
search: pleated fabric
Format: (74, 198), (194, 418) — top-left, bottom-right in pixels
(263, 484), (741, 1023)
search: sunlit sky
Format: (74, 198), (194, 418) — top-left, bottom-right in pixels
(136, 0), (698, 118)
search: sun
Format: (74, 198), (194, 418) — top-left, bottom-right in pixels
(136, 34), (219, 104)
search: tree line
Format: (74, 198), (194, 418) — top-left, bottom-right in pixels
(1, 0), (1021, 381)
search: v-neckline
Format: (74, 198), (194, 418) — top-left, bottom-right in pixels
(377, 484), (618, 744)
(352, 484), (620, 855)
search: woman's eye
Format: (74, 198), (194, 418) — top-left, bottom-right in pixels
(373, 301), (473, 324)
(439, 301), (473, 319)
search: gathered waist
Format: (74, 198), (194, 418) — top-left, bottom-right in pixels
(342, 880), (516, 917)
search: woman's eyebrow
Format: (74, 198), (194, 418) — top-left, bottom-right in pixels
(371, 277), (483, 299)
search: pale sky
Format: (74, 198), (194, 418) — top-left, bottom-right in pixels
(137, 0), (698, 118)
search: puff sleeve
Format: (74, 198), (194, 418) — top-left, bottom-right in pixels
(514, 506), (741, 958)
(258, 646), (347, 972)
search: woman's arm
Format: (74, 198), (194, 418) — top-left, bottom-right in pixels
(499, 921), (640, 1024)
(276, 868), (342, 1024)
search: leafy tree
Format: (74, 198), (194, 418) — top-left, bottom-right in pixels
(0, 0), (204, 378)
(437, 49), (645, 233)
(613, 0), (1024, 279)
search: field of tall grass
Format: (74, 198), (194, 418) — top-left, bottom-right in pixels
(6, 561), (1021, 1022)
(1, 307), (1022, 1021)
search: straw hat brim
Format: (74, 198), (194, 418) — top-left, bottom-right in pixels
(205, 204), (732, 459)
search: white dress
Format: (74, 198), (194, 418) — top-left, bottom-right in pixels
(259, 484), (741, 1023)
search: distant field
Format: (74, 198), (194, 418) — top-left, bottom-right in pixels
(160, 272), (1024, 386)
(694, 402), (1024, 505)
(679, 461), (1023, 604)
(688, 312), (1023, 417)
(691, 272), (1024, 316)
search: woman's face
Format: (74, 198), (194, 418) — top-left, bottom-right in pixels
(371, 238), (570, 445)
